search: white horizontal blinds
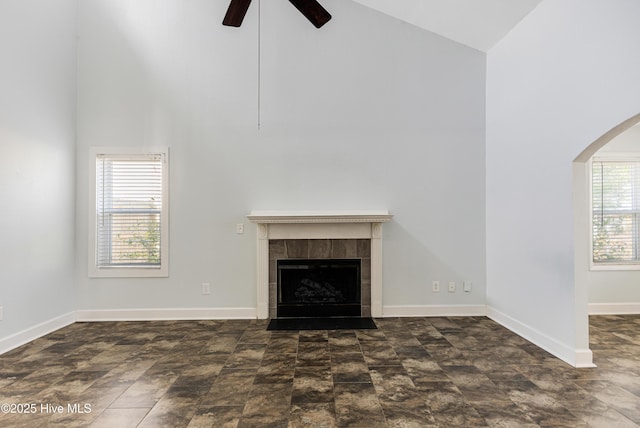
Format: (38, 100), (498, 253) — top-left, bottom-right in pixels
(592, 160), (640, 263)
(96, 153), (163, 267)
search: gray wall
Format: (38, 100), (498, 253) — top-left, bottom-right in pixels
(0, 0), (77, 341)
(486, 0), (640, 365)
(75, 0), (487, 313)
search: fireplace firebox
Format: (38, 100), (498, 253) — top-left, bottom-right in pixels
(277, 259), (361, 318)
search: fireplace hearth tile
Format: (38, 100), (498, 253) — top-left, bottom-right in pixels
(362, 305), (371, 318)
(269, 261), (276, 285)
(362, 280), (371, 301)
(331, 239), (357, 258)
(361, 259), (371, 282)
(267, 318), (377, 331)
(357, 239), (371, 258)
(309, 239), (331, 259)
(269, 240), (285, 260)
(285, 240), (309, 258)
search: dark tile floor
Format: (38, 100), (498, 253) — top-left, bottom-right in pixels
(0, 315), (639, 427)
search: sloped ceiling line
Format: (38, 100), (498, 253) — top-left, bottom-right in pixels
(350, 0), (542, 52)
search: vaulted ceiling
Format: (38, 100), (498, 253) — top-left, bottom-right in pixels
(351, 0), (543, 52)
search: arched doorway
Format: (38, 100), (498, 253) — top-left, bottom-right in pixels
(573, 112), (640, 355)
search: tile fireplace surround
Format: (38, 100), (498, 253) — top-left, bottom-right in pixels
(247, 211), (393, 319)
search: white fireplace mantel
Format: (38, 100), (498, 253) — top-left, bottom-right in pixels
(247, 211), (393, 319)
(247, 210), (393, 224)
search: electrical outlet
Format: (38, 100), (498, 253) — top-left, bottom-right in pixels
(432, 281), (440, 292)
(448, 281), (456, 293)
(202, 283), (211, 295)
(236, 223), (244, 234)
(463, 281), (472, 292)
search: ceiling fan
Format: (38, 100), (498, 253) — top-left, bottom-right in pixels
(223, 0), (332, 28)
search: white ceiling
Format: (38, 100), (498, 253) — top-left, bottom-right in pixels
(350, 0), (543, 52)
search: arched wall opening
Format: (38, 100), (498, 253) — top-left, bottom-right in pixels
(573, 112), (640, 353)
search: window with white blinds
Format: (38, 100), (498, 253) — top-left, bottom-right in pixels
(592, 159), (640, 265)
(90, 148), (169, 277)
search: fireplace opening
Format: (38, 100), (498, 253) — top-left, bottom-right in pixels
(277, 259), (361, 318)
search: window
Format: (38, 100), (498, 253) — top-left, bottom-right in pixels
(89, 147), (169, 277)
(591, 157), (640, 267)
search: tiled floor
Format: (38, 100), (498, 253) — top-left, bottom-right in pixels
(0, 315), (639, 427)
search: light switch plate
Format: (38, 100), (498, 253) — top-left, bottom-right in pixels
(202, 283), (211, 295)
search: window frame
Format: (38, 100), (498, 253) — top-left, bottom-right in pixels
(88, 146), (169, 278)
(590, 152), (640, 271)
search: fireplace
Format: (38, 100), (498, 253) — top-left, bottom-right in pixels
(247, 211), (393, 319)
(270, 239), (370, 318)
(278, 259), (361, 318)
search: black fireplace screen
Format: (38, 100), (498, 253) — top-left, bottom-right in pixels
(277, 259), (361, 318)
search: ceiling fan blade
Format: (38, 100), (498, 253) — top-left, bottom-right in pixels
(288, 0), (332, 28)
(223, 0), (252, 27)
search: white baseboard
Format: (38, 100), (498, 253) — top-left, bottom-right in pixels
(382, 305), (487, 317)
(589, 303), (640, 315)
(76, 307), (256, 321)
(486, 306), (595, 368)
(0, 312), (76, 356)
(574, 348), (596, 368)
